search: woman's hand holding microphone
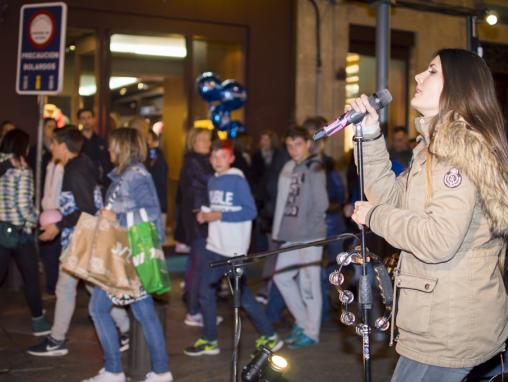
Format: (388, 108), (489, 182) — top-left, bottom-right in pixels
(346, 93), (382, 139)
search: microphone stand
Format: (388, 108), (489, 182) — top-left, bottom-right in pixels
(209, 233), (359, 382)
(229, 265), (243, 382)
(354, 123), (373, 382)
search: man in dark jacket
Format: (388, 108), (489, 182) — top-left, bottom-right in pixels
(146, 130), (168, 216)
(78, 108), (112, 191)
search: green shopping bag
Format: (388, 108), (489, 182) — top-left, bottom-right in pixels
(127, 209), (171, 294)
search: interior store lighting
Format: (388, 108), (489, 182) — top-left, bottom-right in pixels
(346, 53), (360, 63)
(193, 119), (214, 130)
(345, 64), (359, 75)
(346, 84), (360, 98)
(79, 75), (138, 96)
(344, 53), (362, 153)
(110, 34), (187, 58)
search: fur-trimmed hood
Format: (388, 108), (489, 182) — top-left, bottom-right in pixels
(426, 115), (508, 238)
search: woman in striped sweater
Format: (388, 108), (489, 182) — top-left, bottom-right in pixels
(0, 129), (50, 335)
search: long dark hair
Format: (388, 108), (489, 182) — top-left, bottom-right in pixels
(434, 48), (508, 170)
(0, 129), (30, 160)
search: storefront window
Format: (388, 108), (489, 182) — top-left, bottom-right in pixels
(191, 39), (245, 127)
(108, 33), (186, 129)
(344, 53), (408, 152)
(45, 27), (96, 126)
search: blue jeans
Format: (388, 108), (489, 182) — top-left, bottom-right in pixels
(391, 356), (472, 382)
(185, 236), (206, 315)
(266, 282), (285, 324)
(200, 249), (274, 341)
(89, 288), (169, 373)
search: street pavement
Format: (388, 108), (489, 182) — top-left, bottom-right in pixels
(0, 270), (398, 382)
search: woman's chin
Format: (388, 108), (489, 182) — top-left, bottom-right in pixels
(410, 97), (419, 111)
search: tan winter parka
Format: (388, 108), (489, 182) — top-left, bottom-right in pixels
(359, 116), (508, 368)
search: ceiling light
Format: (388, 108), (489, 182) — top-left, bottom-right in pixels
(109, 76), (138, 89)
(485, 10), (498, 26)
(79, 75), (138, 96)
(110, 34), (187, 58)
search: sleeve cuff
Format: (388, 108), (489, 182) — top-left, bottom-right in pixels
(365, 204), (382, 228)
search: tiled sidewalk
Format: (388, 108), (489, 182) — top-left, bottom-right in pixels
(0, 274), (397, 382)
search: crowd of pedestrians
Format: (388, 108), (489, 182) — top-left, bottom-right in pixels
(1, 108), (480, 381)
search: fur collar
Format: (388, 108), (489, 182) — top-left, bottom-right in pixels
(428, 115), (508, 238)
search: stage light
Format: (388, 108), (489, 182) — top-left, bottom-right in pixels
(269, 354), (288, 372)
(485, 10), (498, 26)
(241, 346), (288, 382)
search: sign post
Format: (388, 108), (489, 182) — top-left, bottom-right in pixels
(16, 2), (67, 218)
(16, 2), (67, 95)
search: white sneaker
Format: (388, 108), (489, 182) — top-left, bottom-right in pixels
(82, 368), (126, 382)
(184, 313), (224, 327)
(184, 313), (203, 327)
(175, 243), (191, 253)
(142, 371), (174, 382)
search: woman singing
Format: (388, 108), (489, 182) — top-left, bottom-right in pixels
(350, 49), (508, 381)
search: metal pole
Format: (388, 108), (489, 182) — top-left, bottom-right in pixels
(355, 124), (372, 382)
(231, 267), (242, 382)
(35, 95), (46, 217)
(308, 0), (322, 115)
(466, 15), (481, 56)
(466, 15), (473, 51)
(210, 233), (359, 268)
(375, 1), (390, 127)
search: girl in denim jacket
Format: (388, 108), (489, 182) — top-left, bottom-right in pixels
(84, 128), (173, 382)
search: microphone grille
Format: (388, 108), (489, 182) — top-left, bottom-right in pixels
(375, 89), (393, 108)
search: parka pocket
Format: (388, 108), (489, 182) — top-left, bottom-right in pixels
(395, 273), (438, 336)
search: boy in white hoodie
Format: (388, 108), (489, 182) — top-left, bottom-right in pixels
(184, 140), (282, 356)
